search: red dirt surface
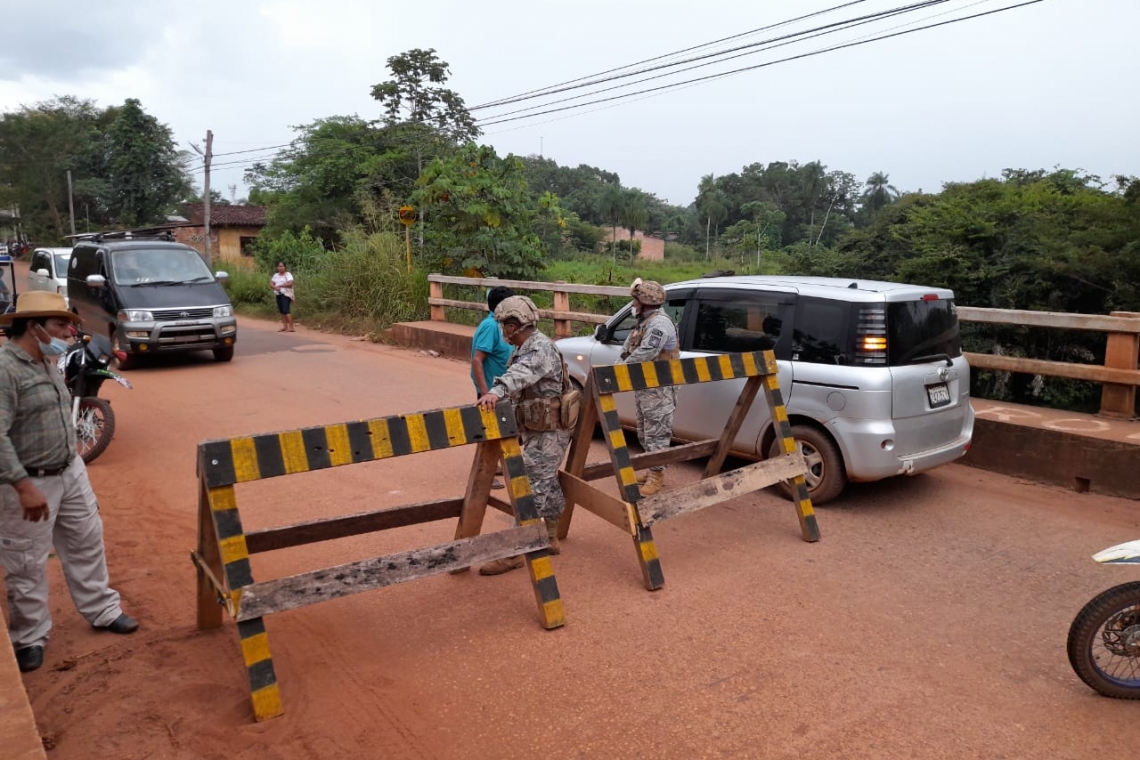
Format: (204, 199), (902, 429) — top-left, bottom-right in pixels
(9, 316), (1140, 759)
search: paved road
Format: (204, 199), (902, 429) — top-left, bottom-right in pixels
(13, 316), (1140, 759)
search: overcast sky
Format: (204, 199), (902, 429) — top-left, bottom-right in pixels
(1, 0), (1135, 207)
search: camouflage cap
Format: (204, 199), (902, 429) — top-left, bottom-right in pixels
(494, 295), (540, 326)
(630, 277), (666, 307)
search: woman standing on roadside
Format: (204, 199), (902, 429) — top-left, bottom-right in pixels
(270, 261), (295, 332)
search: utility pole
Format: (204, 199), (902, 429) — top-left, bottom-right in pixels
(66, 170), (76, 236)
(203, 130), (213, 266)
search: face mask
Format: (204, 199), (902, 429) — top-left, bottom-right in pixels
(39, 336), (70, 357)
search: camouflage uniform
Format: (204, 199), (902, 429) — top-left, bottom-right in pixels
(622, 309), (678, 472)
(488, 330), (572, 520)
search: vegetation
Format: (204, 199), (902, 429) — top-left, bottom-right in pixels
(2, 51), (1138, 413)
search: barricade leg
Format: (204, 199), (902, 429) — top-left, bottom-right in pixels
(762, 374), (821, 543)
(238, 618), (284, 721)
(633, 523), (665, 591)
(195, 480), (224, 630)
(500, 436), (565, 629)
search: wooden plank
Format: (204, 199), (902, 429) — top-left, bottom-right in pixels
(235, 525), (548, 621)
(958, 306), (1140, 333)
(559, 471), (635, 533)
(964, 352), (1140, 386)
(454, 440), (501, 541)
(1100, 312), (1140, 418)
(581, 439), (720, 480)
(428, 298), (609, 325)
(428, 274), (630, 297)
(703, 376), (762, 478)
(487, 494), (515, 516)
(637, 455), (807, 526)
(245, 499), (464, 554)
(195, 477), (224, 630)
(429, 280), (445, 321)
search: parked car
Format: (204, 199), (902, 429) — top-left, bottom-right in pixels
(66, 231), (236, 369)
(27, 246), (73, 306)
(556, 274), (974, 504)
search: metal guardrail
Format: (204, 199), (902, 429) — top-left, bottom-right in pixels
(427, 275), (1140, 419)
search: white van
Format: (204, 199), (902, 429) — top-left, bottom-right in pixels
(556, 275), (974, 503)
(27, 247), (73, 307)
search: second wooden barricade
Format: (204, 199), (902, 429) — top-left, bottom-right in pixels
(557, 350), (820, 590)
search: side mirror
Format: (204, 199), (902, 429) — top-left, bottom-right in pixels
(215, 271), (229, 284)
(35, 268), (50, 277)
(86, 274), (106, 288)
(594, 323), (608, 342)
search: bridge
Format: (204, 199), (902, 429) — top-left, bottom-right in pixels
(2, 302), (1139, 757)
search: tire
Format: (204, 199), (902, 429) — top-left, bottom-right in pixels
(75, 397), (115, 464)
(213, 346), (234, 362)
(112, 332), (138, 371)
(768, 424), (847, 505)
(1067, 581), (1140, 699)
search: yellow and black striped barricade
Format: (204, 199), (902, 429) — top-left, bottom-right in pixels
(191, 401), (565, 722)
(557, 350), (820, 590)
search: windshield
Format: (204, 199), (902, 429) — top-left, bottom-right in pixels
(887, 299), (962, 365)
(111, 249), (213, 285)
(53, 254), (70, 279)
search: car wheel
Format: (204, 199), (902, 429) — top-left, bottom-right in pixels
(112, 332), (138, 371)
(768, 424), (847, 505)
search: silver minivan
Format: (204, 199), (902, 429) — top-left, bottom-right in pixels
(556, 275), (974, 503)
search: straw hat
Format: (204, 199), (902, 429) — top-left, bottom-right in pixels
(0, 291), (80, 326)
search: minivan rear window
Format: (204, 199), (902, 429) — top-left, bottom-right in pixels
(887, 300), (961, 365)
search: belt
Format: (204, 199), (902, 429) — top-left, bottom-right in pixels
(26, 463), (70, 478)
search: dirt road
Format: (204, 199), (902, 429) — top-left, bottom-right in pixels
(12, 316), (1140, 759)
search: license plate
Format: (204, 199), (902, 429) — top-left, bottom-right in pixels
(927, 383), (951, 408)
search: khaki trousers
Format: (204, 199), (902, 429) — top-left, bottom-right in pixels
(0, 456), (123, 649)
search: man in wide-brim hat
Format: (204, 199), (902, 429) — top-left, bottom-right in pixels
(0, 291), (138, 675)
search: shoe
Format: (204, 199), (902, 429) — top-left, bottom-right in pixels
(491, 478), (505, 490)
(15, 645), (43, 673)
(640, 469), (667, 496)
(97, 613), (139, 634)
(544, 519), (561, 555)
(478, 556), (524, 576)
(635, 470), (650, 485)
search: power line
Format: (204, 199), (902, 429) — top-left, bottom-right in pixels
(476, 0), (1047, 129)
(471, 0), (874, 111)
(475, 0), (953, 124)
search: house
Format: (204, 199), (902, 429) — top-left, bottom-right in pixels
(175, 204), (268, 266)
(603, 228), (666, 261)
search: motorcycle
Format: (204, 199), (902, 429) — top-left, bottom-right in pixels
(59, 330), (132, 463)
(1067, 539), (1140, 699)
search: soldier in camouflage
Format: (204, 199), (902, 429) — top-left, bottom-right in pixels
(622, 279), (678, 496)
(476, 295), (573, 575)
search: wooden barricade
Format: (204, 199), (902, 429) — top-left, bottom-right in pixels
(557, 350), (820, 590)
(191, 401), (565, 722)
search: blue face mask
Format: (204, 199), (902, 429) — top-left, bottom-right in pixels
(38, 336), (70, 357)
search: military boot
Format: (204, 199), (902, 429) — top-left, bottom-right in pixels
(544, 519), (562, 555)
(635, 471), (651, 485)
(640, 469), (667, 496)
(478, 556), (525, 576)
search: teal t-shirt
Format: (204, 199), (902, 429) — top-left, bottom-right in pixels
(471, 314), (513, 394)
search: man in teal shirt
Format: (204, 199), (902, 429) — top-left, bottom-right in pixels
(471, 286), (515, 397)
(471, 286), (515, 489)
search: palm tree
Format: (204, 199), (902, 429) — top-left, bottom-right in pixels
(696, 174), (728, 260)
(862, 172), (899, 215)
(620, 189), (648, 261)
(598, 183), (626, 262)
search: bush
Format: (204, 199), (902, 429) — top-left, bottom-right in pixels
(298, 230), (428, 333)
(219, 265), (273, 311)
(250, 226), (329, 273)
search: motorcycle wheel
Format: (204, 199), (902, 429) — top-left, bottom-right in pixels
(75, 397), (115, 464)
(1067, 580), (1140, 699)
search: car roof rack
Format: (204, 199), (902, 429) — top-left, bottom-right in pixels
(64, 227), (177, 243)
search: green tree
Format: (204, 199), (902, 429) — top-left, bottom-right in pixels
(598, 183), (626, 262)
(411, 143), (564, 278)
(371, 48), (479, 144)
(103, 98), (190, 227)
(859, 171), (900, 219)
(620, 189), (649, 261)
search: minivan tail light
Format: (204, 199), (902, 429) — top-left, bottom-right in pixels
(854, 305), (887, 365)
(922, 293), (939, 301)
